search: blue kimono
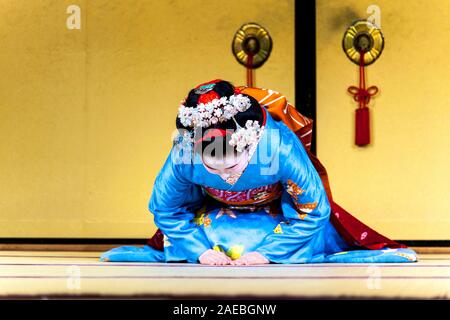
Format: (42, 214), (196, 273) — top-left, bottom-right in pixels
(101, 109), (417, 264)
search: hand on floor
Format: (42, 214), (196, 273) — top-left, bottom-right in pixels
(231, 252), (269, 266)
(199, 249), (232, 265)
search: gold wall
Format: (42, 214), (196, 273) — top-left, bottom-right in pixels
(2, 0), (447, 240)
(317, 0), (450, 239)
(0, 0), (295, 237)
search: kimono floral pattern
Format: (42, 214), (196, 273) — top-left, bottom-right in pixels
(285, 179), (318, 219)
(273, 223), (283, 234)
(193, 206), (212, 227)
(286, 179), (305, 201)
(215, 208), (237, 219)
(212, 244), (246, 260)
(226, 245), (245, 260)
(163, 235), (172, 248)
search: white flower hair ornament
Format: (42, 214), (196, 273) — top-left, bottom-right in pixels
(177, 80), (265, 153)
(173, 129), (195, 149)
(178, 94), (252, 128)
(229, 120), (264, 153)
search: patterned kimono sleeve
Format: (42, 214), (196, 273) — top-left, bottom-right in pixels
(255, 131), (331, 263)
(149, 147), (211, 262)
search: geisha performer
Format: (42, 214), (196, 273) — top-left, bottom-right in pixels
(100, 80), (417, 265)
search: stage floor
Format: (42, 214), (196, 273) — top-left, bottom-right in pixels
(0, 251), (449, 299)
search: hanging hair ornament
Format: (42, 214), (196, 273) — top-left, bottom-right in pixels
(173, 129), (195, 151)
(229, 120), (263, 153)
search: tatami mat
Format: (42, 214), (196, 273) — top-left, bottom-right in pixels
(0, 251), (449, 299)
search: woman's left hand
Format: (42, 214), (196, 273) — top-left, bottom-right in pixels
(231, 252), (269, 266)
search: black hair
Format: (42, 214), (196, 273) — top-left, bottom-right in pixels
(176, 80), (264, 131)
(176, 80), (264, 155)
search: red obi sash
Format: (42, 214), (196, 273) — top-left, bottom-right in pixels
(203, 183), (283, 206)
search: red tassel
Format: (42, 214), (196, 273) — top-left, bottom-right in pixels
(348, 51), (378, 146)
(355, 107), (370, 146)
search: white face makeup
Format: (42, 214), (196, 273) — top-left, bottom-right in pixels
(201, 136), (250, 180)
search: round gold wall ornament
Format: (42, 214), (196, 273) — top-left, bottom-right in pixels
(232, 22), (272, 69)
(342, 20), (384, 66)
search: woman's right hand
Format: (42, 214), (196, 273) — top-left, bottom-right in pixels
(199, 249), (232, 265)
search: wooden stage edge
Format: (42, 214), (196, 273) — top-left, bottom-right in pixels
(0, 244), (449, 254)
